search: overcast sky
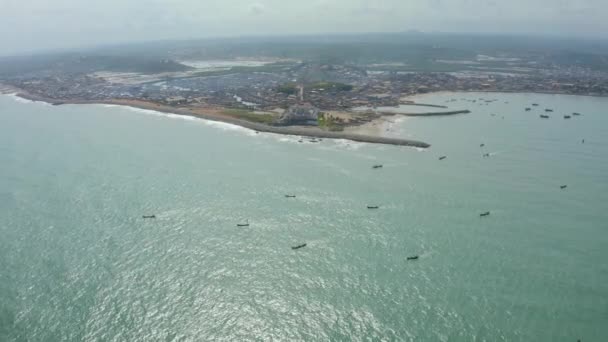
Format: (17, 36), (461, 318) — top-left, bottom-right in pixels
(1, 0), (607, 55)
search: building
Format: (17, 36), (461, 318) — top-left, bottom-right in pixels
(277, 104), (320, 126)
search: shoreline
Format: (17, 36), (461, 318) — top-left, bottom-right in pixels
(3, 89), (431, 148)
(378, 109), (471, 117)
(5, 86), (605, 148)
(403, 89), (608, 102)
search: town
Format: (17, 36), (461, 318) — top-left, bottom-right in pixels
(2, 34), (608, 130)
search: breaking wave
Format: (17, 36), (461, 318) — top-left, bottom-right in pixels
(3, 93), (51, 105)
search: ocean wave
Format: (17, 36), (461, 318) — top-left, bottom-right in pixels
(120, 106), (171, 118)
(116, 105), (257, 135)
(3, 93), (51, 105)
(331, 139), (366, 150)
(274, 135), (302, 143)
(199, 119), (256, 135)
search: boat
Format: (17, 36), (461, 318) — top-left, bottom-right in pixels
(292, 243), (307, 250)
(532, 103), (539, 106)
(483, 153), (490, 158)
(564, 115), (571, 119)
(572, 112), (581, 116)
(407, 256), (419, 261)
(367, 206), (380, 209)
(480, 211), (491, 217)
(237, 220), (250, 227)
(285, 195), (296, 198)
(560, 185), (568, 189)
(372, 164), (383, 169)
(439, 156), (447, 161)
(545, 109), (554, 112)
(142, 215), (156, 219)
(540, 115), (550, 119)
(525, 108), (531, 111)
(480, 144), (485, 147)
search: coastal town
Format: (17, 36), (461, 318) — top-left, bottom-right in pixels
(2, 42), (608, 135)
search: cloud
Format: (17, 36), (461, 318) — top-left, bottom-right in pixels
(1, 0), (608, 55)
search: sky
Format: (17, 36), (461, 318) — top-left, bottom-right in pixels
(1, 0), (607, 55)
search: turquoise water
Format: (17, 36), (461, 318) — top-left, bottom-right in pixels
(1, 92), (607, 341)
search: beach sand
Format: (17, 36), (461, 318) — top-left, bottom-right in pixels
(1, 87), (430, 148)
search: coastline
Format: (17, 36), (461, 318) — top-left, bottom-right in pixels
(378, 109), (471, 117)
(403, 89), (608, 102)
(2, 89), (431, 148)
(6, 85), (604, 148)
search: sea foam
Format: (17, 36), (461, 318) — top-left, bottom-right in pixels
(116, 105), (258, 136)
(4, 93), (51, 105)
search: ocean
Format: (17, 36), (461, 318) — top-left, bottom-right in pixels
(1, 92), (607, 341)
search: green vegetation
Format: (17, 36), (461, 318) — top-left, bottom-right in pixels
(0, 54), (193, 77)
(5, 33), (608, 79)
(308, 82), (353, 92)
(221, 108), (276, 124)
(366, 62), (467, 73)
(192, 62), (296, 78)
(277, 83), (298, 95)
(277, 81), (353, 95)
(317, 112), (344, 131)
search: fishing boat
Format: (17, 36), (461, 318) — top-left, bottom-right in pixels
(367, 206), (380, 209)
(407, 256), (419, 261)
(142, 215), (156, 219)
(292, 243), (307, 250)
(372, 164), (383, 169)
(545, 109), (554, 112)
(564, 115), (571, 119)
(237, 220), (250, 227)
(560, 185), (568, 189)
(285, 195), (296, 198)
(439, 156), (447, 161)
(480, 211), (491, 217)
(540, 115), (550, 119)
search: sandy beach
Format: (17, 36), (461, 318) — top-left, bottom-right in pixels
(1, 87), (430, 148)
